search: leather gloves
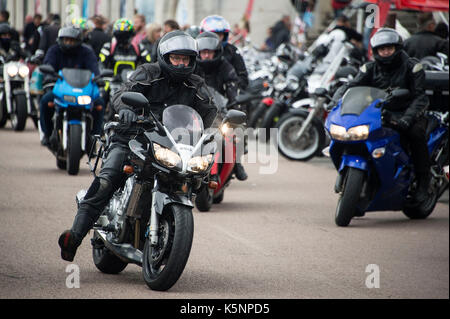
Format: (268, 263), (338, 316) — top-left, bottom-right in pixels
(118, 108), (137, 125)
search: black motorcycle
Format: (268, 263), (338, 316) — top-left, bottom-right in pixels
(84, 92), (245, 291)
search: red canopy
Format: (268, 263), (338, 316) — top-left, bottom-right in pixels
(364, 0), (449, 12)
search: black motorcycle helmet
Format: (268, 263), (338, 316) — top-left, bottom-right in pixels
(0, 23), (12, 51)
(196, 31), (223, 71)
(157, 30), (198, 82)
(56, 26), (83, 54)
(370, 28), (403, 67)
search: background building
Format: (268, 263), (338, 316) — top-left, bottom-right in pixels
(3, 0), (315, 48)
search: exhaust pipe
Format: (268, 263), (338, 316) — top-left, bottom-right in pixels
(94, 229), (143, 266)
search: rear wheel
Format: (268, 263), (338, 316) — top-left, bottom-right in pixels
(11, 94), (27, 131)
(142, 204), (194, 291)
(92, 232), (128, 274)
(335, 168), (365, 227)
(67, 124), (82, 175)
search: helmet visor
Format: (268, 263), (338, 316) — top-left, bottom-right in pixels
(159, 35), (198, 56)
(370, 29), (400, 49)
(197, 37), (219, 51)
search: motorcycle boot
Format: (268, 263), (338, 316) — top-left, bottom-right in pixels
(58, 177), (115, 261)
(234, 163), (248, 181)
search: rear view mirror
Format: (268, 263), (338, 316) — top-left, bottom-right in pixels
(121, 92), (149, 110)
(39, 64), (56, 75)
(101, 69), (114, 78)
(223, 109), (247, 126)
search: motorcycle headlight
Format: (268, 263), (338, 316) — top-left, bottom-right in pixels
(77, 95), (92, 105)
(329, 124), (369, 141)
(7, 65), (19, 77)
(188, 154), (214, 173)
(18, 65), (29, 78)
(153, 143), (181, 168)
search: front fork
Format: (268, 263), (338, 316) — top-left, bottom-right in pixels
(148, 179), (160, 247)
(294, 97), (325, 140)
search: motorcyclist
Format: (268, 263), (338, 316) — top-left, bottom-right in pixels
(58, 30), (217, 262)
(334, 28), (431, 203)
(98, 18), (151, 74)
(0, 24), (28, 63)
(39, 26), (105, 147)
(200, 15), (249, 90)
(194, 31), (247, 181)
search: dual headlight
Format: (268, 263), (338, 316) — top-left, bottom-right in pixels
(329, 124), (369, 141)
(153, 143), (213, 172)
(7, 65), (29, 78)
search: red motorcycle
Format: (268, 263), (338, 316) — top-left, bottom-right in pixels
(195, 94), (246, 212)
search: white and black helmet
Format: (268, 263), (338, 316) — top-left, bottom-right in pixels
(157, 30), (198, 82)
(370, 28), (403, 66)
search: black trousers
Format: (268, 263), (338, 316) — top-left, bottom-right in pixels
(71, 142), (129, 241)
(400, 117), (430, 175)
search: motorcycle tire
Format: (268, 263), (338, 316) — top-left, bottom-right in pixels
(276, 112), (325, 161)
(56, 158), (67, 170)
(11, 94), (27, 131)
(142, 204), (194, 291)
(213, 190), (224, 204)
(0, 97), (7, 128)
(260, 103), (282, 141)
(67, 124), (82, 175)
(248, 102), (268, 129)
(335, 167), (365, 227)
(195, 186), (213, 212)
(402, 177), (440, 220)
(92, 232), (128, 274)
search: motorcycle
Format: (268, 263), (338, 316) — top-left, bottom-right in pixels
(323, 86), (449, 227)
(83, 92), (246, 290)
(276, 41), (361, 161)
(39, 65), (112, 175)
(195, 90), (247, 211)
(0, 58), (37, 131)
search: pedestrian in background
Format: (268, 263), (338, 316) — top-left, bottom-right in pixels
(131, 14), (146, 47)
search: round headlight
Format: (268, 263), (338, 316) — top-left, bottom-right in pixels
(7, 65), (19, 77)
(18, 65), (29, 78)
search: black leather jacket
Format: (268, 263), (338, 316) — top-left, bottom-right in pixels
(194, 57), (239, 103)
(404, 31), (449, 60)
(112, 63), (217, 133)
(337, 50), (429, 123)
(223, 43), (249, 89)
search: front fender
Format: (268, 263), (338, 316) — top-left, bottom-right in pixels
(338, 155), (369, 173)
(154, 191), (193, 215)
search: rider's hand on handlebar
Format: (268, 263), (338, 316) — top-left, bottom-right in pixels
(118, 109), (137, 125)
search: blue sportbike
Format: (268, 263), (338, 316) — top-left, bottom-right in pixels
(324, 86), (448, 226)
(40, 65), (112, 175)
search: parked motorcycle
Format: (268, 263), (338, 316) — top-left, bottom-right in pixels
(276, 41), (361, 161)
(324, 86), (449, 226)
(83, 92), (245, 290)
(39, 65), (112, 175)
(0, 58), (37, 130)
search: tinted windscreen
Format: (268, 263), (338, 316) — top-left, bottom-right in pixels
(163, 105), (204, 146)
(62, 69), (92, 88)
(340, 86), (386, 115)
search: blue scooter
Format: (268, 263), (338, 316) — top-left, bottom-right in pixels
(323, 86), (448, 226)
(39, 65), (112, 175)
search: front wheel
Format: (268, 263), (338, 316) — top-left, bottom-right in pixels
(67, 124), (82, 175)
(0, 97), (7, 128)
(11, 94), (28, 131)
(142, 204), (194, 291)
(195, 186), (213, 212)
(276, 112), (325, 161)
(335, 168), (365, 227)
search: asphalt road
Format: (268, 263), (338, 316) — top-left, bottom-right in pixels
(0, 120), (448, 299)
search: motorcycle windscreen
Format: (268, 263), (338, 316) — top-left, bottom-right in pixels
(162, 104), (204, 146)
(340, 86), (386, 116)
(61, 69), (92, 88)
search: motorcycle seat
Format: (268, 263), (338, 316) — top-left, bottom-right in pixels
(424, 71), (449, 91)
